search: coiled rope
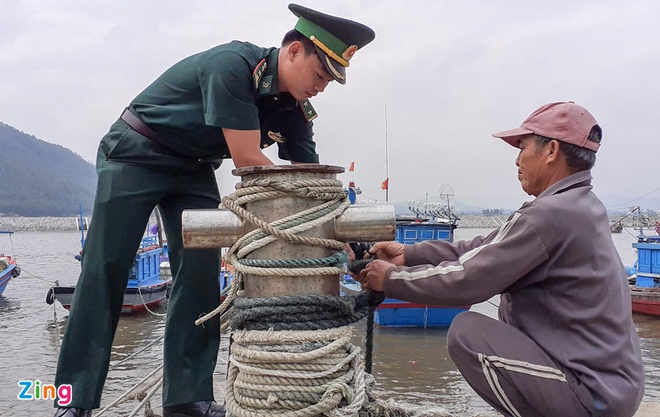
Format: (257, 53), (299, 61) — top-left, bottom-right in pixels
(195, 177), (451, 416)
(196, 177), (375, 416)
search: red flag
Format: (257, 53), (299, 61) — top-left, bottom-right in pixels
(381, 178), (389, 190)
(348, 161), (355, 172)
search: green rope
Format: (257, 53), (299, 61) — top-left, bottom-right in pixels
(237, 252), (348, 268)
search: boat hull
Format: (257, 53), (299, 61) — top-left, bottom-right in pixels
(631, 236), (660, 316)
(340, 277), (469, 327)
(0, 257), (20, 296)
(630, 286), (660, 316)
(376, 299), (470, 327)
(47, 280), (171, 314)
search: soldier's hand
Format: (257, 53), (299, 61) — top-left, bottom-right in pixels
(369, 242), (405, 266)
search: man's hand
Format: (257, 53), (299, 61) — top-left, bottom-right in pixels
(369, 242), (405, 266)
(359, 259), (394, 292)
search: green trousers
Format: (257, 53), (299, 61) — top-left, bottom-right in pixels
(55, 121), (222, 409)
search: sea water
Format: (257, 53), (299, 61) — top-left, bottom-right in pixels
(0, 228), (657, 415)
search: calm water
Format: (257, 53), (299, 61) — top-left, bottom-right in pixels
(0, 227), (657, 415)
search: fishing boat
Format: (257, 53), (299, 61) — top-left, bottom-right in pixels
(0, 231), (21, 295)
(342, 191), (471, 327)
(158, 243), (234, 299)
(376, 216), (469, 327)
(629, 234), (660, 316)
(47, 232), (171, 314)
(610, 206), (639, 234)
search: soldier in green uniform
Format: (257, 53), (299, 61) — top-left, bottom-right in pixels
(54, 4), (374, 417)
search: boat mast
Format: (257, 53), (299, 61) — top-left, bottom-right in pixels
(384, 104), (390, 203)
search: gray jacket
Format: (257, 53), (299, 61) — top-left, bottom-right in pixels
(384, 170), (644, 416)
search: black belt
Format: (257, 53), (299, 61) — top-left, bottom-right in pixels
(118, 107), (222, 168)
(119, 107), (182, 157)
(120, 107), (160, 141)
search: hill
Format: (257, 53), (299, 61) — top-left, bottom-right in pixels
(0, 122), (96, 216)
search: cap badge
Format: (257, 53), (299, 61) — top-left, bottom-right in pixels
(341, 45), (358, 62)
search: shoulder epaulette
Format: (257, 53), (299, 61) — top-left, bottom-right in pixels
(299, 99), (318, 122)
(252, 58), (267, 90)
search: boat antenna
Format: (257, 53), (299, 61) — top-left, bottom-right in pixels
(439, 183), (456, 222)
(154, 207), (165, 248)
(384, 104), (390, 203)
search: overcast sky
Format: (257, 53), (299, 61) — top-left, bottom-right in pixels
(2, 0), (659, 211)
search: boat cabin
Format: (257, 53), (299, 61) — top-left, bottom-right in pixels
(633, 236), (660, 288)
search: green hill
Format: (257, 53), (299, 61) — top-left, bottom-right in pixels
(0, 122), (96, 216)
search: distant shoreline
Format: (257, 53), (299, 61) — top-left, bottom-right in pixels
(0, 214), (648, 233)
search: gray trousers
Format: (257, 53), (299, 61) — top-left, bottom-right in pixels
(447, 312), (591, 417)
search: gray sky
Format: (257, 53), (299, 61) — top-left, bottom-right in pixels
(2, 0), (659, 211)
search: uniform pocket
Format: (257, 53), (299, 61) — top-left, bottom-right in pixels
(98, 120), (131, 161)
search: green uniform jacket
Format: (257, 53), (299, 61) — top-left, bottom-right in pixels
(130, 41), (320, 166)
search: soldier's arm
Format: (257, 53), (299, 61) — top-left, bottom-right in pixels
(223, 128), (274, 168)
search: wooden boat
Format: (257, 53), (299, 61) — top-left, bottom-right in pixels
(0, 231), (21, 295)
(630, 235), (660, 316)
(47, 235), (171, 314)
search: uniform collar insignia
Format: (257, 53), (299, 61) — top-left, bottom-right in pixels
(258, 75), (273, 95)
(257, 49), (282, 97)
(299, 99), (318, 122)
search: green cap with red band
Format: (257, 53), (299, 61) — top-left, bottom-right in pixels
(289, 3), (375, 84)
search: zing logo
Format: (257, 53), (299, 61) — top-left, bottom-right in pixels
(17, 380), (72, 406)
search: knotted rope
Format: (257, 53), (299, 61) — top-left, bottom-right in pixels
(200, 177), (371, 416)
(195, 177), (449, 416)
(195, 179), (350, 329)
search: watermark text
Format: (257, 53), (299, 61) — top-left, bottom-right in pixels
(17, 380), (72, 406)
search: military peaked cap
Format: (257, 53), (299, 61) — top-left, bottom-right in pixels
(289, 3), (375, 84)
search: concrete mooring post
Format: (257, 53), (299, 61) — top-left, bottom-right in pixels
(182, 164), (396, 297)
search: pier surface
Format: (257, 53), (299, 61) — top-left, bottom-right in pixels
(635, 401), (660, 416)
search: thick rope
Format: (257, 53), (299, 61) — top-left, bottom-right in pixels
(215, 177), (372, 416)
(95, 364), (164, 416)
(127, 376), (164, 417)
(195, 182), (350, 328)
(226, 326), (367, 417)
(229, 292), (382, 332)
(110, 334), (165, 369)
(204, 177), (441, 417)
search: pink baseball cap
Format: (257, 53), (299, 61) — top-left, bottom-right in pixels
(492, 101), (600, 152)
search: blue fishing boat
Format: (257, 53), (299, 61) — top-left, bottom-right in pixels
(0, 231), (21, 295)
(629, 234), (660, 316)
(158, 243), (234, 299)
(343, 214), (470, 328)
(47, 233), (171, 314)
